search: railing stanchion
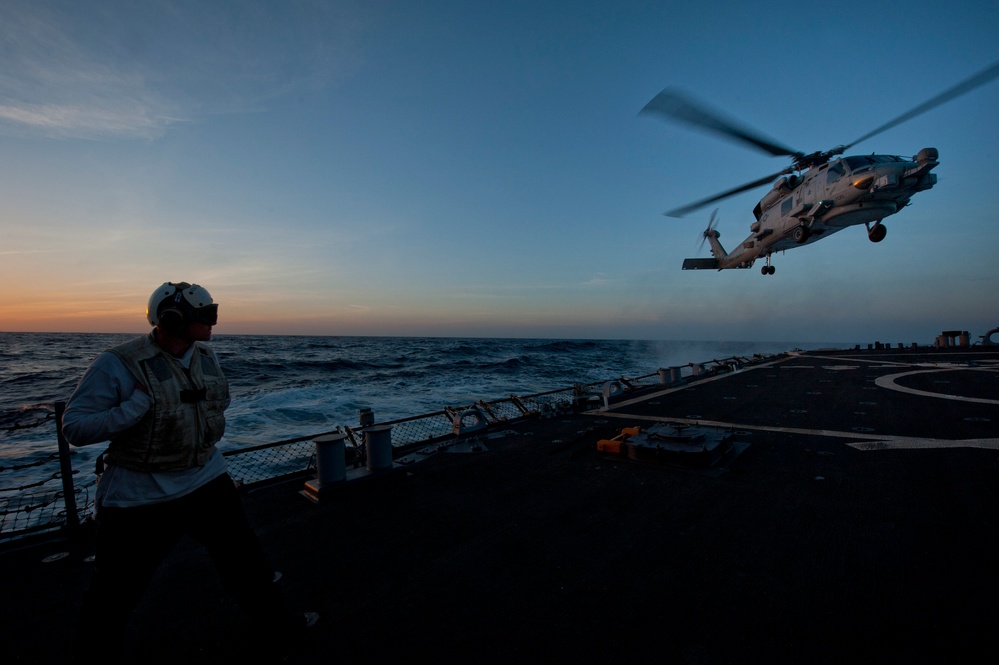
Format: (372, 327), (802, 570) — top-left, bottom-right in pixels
(54, 401), (80, 534)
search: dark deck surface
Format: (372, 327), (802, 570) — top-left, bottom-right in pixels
(4, 347), (999, 664)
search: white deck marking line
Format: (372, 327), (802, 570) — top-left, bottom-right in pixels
(796, 353), (914, 367)
(846, 438), (999, 451)
(813, 350), (997, 364)
(875, 367), (999, 405)
(605, 358), (788, 410)
(588, 355), (999, 451)
(591, 412), (999, 451)
(605, 355), (889, 412)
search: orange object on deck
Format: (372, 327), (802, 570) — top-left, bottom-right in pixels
(596, 426), (641, 454)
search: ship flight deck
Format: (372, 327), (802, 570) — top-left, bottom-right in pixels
(2, 346), (998, 664)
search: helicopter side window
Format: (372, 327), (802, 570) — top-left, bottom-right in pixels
(826, 162), (845, 184)
(781, 197), (793, 216)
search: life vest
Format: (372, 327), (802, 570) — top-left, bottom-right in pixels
(104, 333), (229, 471)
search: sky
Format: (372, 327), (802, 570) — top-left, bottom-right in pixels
(1, 0), (997, 344)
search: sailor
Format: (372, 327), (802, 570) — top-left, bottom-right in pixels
(63, 281), (317, 658)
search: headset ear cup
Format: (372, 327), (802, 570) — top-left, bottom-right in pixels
(158, 308), (185, 334)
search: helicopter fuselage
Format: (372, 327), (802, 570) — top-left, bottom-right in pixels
(702, 147), (939, 272)
(653, 61), (997, 275)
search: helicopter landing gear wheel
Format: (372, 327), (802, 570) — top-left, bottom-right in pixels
(761, 257), (775, 275)
(867, 222), (887, 243)
(793, 225), (810, 244)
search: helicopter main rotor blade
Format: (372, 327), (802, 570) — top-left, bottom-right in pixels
(843, 60), (999, 151)
(665, 169), (791, 218)
(640, 88), (801, 159)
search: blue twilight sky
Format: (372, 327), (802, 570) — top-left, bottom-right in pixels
(1, 0), (997, 344)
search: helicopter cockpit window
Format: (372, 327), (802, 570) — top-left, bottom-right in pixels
(843, 155), (876, 172)
(844, 155), (906, 173)
(826, 162), (845, 184)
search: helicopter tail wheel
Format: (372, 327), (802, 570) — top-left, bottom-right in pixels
(867, 222), (887, 243)
(761, 256), (775, 275)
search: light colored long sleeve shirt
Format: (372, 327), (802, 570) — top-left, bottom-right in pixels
(63, 344), (227, 508)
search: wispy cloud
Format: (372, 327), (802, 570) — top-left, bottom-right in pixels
(0, 1), (364, 139)
(0, 100), (180, 139)
(581, 274), (613, 286)
(0, 4), (173, 138)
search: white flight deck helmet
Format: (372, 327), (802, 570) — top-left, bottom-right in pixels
(146, 282), (219, 332)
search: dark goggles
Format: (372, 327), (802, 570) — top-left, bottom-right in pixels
(190, 303), (219, 325)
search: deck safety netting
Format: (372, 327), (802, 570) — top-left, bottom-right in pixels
(2, 361), (753, 544)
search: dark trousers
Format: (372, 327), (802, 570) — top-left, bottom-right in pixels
(74, 473), (291, 651)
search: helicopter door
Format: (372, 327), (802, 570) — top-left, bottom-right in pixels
(780, 196), (793, 217)
(825, 161), (846, 196)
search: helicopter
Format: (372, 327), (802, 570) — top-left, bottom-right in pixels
(640, 61), (999, 275)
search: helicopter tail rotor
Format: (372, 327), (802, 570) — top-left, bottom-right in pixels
(698, 209), (720, 253)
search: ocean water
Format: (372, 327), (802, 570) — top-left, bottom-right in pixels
(0, 333), (838, 492)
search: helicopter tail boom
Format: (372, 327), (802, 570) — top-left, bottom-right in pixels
(682, 257), (753, 270)
(682, 258), (720, 270)
(683, 209), (746, 270)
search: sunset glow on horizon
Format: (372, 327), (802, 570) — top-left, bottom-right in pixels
(2, 1), (997, 344)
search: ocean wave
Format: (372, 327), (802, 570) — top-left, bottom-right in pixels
(0, 334), (839, 478)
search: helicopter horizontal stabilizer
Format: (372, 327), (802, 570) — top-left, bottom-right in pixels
(682, 258), (720, 270)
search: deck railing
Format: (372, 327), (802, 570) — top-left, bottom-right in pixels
(1, 355), (768, 547)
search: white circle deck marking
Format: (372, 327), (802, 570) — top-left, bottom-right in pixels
(592, 355), (999, 451)
(875, 367), (999, 405)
